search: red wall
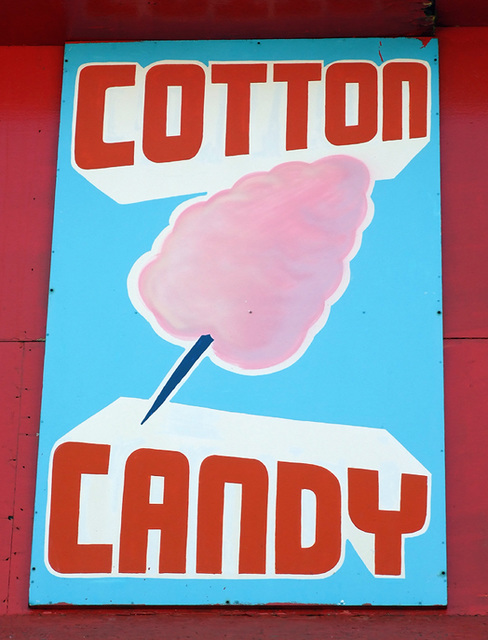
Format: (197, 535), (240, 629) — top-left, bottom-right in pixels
(1, 0), (433, 44)
(1, 27), (488, 637)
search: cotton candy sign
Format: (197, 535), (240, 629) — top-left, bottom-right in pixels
(31, 39), (445, 606)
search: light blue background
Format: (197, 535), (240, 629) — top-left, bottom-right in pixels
(30, 38), (445, 606)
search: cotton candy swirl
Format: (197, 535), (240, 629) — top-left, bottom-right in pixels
(130, 155), (373, 373)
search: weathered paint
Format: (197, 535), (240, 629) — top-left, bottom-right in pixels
(0, 0), (433, 45)
(437, 0), (488, 27)
(0, 342), (24, 614)
(443, 339), (488, 615)
(0, 18), (488, 638)
(7, 343), (45, 614)
(439, 27), (488, 338)
(0, 46), (61, 341)
(0, 46), (62, 616)
(2, 610), (488, 640)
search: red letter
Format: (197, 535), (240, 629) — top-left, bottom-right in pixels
(348, 468), (429, 576)
(382, 61), (428, 141)
(273, 63), (323, 150)
(74, 64), (136, 169)
(48, 441), (112, 574)
(143, 63), (205, 163)
(275, 462), (342, 575)
(325, 62), (378, 145)
(196, 456), (268, 574)
(119, 449), (189, 574)
(211, 63), (267, 156)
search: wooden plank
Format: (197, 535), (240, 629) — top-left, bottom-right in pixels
(444, 338), (488, 614)
(437, 0), (488, 27)
(0, 0), (433, 45)
(438, 27), (488, 338)
(0, 342), (23, 614)
(7, 343), (45, 614)
(0, 46), (63, 341)
(1, 610), (488, 639)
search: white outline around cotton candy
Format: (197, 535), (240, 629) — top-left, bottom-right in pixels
(127, 155), (375, 376)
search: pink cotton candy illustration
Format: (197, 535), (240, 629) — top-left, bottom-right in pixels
(128, 155), (374, 421)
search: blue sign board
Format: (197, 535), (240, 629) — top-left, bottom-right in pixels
(30, 38), (445, 606)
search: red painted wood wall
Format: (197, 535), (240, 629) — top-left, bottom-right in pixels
(1, 1), (488, 636)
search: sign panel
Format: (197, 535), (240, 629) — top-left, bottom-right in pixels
(30, 38), (445, 606)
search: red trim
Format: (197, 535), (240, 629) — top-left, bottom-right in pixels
(0, 0), (433, 45)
